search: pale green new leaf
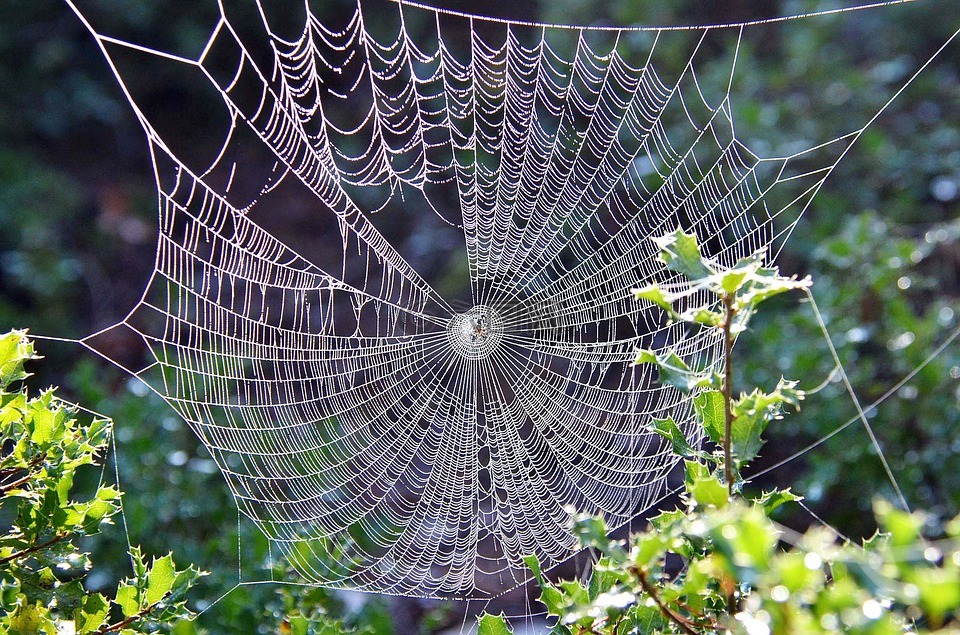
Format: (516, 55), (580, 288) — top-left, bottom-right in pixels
(115, 583), (140, 618)
(684, 461), (727, 509)
(632, 284), (676, 313)
(634, 349), (707, 393)
(652, 227), (713, 280)
(754, 488), (802, 514)
(649, 417), (698, 458)
(0, 331), (37, 390)
(145, 554), (176, 605)
(478, 613), (513, 635)
(693, 390), (724, 444)
(737, 272), (812, 311)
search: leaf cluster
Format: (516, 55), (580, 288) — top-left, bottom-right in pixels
(0, 330), (204, 634)
(479, 231), (960, 634)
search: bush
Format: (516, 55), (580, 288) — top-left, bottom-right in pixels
(0, 330), (203, 634)
(480, 231), (960, 635)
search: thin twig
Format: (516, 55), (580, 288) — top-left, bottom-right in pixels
(0, 454), (46, 495)
(0, 472), (36, 495)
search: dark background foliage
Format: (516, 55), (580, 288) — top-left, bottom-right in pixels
(1, 0), (959, 632)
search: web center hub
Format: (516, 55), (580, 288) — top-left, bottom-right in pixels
(446, 305), (504, 360)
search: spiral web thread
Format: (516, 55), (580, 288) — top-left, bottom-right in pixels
(55, 0), (957, 602)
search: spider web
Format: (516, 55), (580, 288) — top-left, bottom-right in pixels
(54, 0), (955, 602)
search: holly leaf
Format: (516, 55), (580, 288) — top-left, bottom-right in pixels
(653, 227), (713, 280)
(737, 270), (812, 311)
(115, 583), (140, 618)
(754, 488), (802, 514)
(75, 593), (111, 634)
(712, 257), (762, 295)
(911, 567), (960, 622)
(650, 417), (698, 458)
(730, 410), (768, 464)
(145, 554), (176, 605)
(874, 500), (925, 548)
(478, 613), (513, 635)
(0, 331), (37, 390)
(634, 350), (706, 393)
(693, 390), (725, 444)
(648, 509), (685, 533)
(685, 461), (727, 509)
(632, 284), (677, 314)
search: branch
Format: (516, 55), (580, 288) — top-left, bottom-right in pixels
(0, 472), (37, 495)
(610, 612), (626, 635)
(0, 454), (46, 495)
(96, 599), (159, 634)
(633, 567), (700, 635)
(0, 532), (68, 566)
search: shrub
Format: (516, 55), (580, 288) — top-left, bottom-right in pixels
(480, 230), (960, 635)
(0, 330), (203, 634)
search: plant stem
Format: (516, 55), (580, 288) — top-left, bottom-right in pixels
(0, 472), (35, 495)
(722, 294), (735, 497)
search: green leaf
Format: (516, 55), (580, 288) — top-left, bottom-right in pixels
(30, 407), (54, 445)
(0, 331), (37, 390)
(478, 613), (513, 635)
(874, 500), (924, 548)
(633, 532), (669, 568)
(684, 461), (727, 508)
(693, 390), (725, 444)
(652, 228), (713, 280)
(754, 489), (802, 514)
(286, 615), (309, 635)
(145, 554), (176, 605)
(571, 515), (610, 551)
(632, 284), (676, 313)
(648, 509), (685, 533)
(680, 306), (724, 327)
(522, 554), (544, 584)
(634, 349), (706, 393)
(650, 417), (698, 458)
(737, 271), (812, 311)
(76, 593), (110, 634)
(707, 505), (778, 582)
(714, 259), (761, 295)
(911, 566), (960, 621)
(115, 583), (140, 618)
(128, 546), (148, 580)
(55, 471), (74, 505)
(730, 410), (768, 464)
(7, 594), (55, 635)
